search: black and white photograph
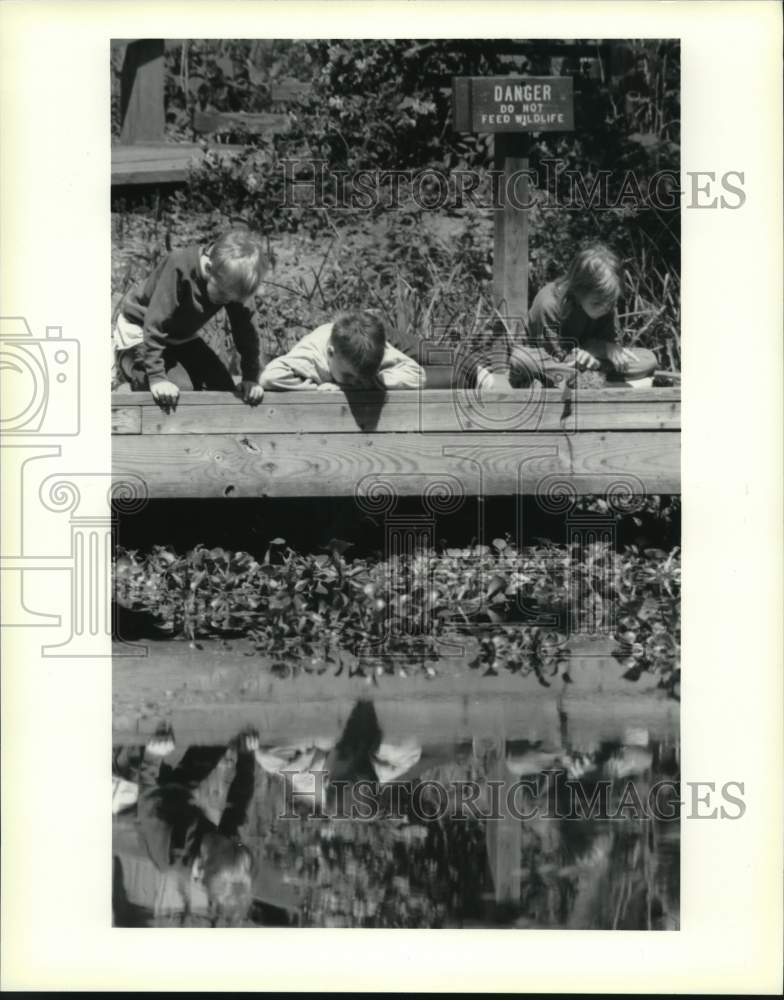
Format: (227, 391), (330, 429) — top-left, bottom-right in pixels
(110, 37), (681, 929)
(1, 1), (781, 992)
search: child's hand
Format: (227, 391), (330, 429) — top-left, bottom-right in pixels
(149, 378), (180, 411)
(239, 380), (264, 405)
(605, 344), (637, 372)
(146, 723), (175, 758)
(573, 349), (601, 371)
(475, 365), (496, 391)
(238, 727), (260, 753)
(317, 382), (342, 392)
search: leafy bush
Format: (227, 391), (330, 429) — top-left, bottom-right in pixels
(249, 779), (487, 927)
(113, 536), (680, 691)
(246, 736), (678, 928)
(111, 39), (680, 368)
(111, 39), (679, 178)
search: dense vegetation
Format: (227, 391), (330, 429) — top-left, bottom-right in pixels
(114, 529), (680, 696)
(112, 38), (680, 371)
(260, 766), (679, 930)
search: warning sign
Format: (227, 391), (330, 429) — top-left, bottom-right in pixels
(453, 76), (574, 133)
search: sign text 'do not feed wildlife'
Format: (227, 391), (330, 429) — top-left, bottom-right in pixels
(452, 76), (574, 133)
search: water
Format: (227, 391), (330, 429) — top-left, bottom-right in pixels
(112, 699), (679, 929)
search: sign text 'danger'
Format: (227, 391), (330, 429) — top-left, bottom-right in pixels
(453, 76), (574, 133)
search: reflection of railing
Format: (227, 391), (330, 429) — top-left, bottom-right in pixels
(113, 643), (680, 749)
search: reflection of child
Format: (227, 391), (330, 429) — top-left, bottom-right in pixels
(112, 726), (259, 926)
(260, 312), (425, 391)
(254, 700), (422, 813)
(112, 228), (269, 409)
(509, 244), (657, 388)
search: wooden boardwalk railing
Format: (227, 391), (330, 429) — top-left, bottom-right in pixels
(112, 387), (680, 497)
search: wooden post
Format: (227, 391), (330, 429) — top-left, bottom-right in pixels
(484, 744), (522, 906)
(493, 132), (531, 338)
(119, 39), (165, 145)
(453, 74), (573, 343)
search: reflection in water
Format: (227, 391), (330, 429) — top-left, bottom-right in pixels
(112, 701), (679, 928)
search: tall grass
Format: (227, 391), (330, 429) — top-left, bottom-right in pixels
(112, 197), (681, 375)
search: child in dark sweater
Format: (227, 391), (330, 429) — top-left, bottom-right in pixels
(113, 228), (269, 410)
(112, 726), (259, 926)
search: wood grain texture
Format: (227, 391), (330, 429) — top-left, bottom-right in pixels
(111, 143), (244, 186)
(568, 432), (680, 495)
(111, 407), (141, 434)
(494, 132), (531, 330)
(113, 432), (565, 497)
(113, 430), (679, 497)
(191, 110), (290, 135)
(111, 388), (681, 435)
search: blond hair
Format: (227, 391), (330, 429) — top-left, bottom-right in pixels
(209, 228), (269, 300)
(200, 833), (254, 927)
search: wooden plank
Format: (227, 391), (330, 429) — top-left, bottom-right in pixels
(112, 636), (679, 746)
(115, 692), (678, 749)
(112, 162), (188, 186)
(569, 431), (681, 494)
(119, 40), (165, 145)
(141, 399), (679, 434)
(192, 110), (290, 136)
(113, 431), (570, 498)
(112, 429), (679, 497)
(111, 143), (244, 186)
(112, 407), (141, 434)
(115, 695), (678, 749)
(269, 78), (310, 103)
(452, 76), (472, 131)
(135, 398), (680, 435)
(485, 752), (522, 904)
(494, 132), (531, 333)
(111, 143), (205, 163)
(112, 389), (681, 435)
(113, 387), (680, 407)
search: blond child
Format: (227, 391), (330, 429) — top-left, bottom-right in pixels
(113, 228), (269, 409)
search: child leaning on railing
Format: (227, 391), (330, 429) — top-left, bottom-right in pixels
(112, 228), (269, 411)
(509, 243), (658, 389)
